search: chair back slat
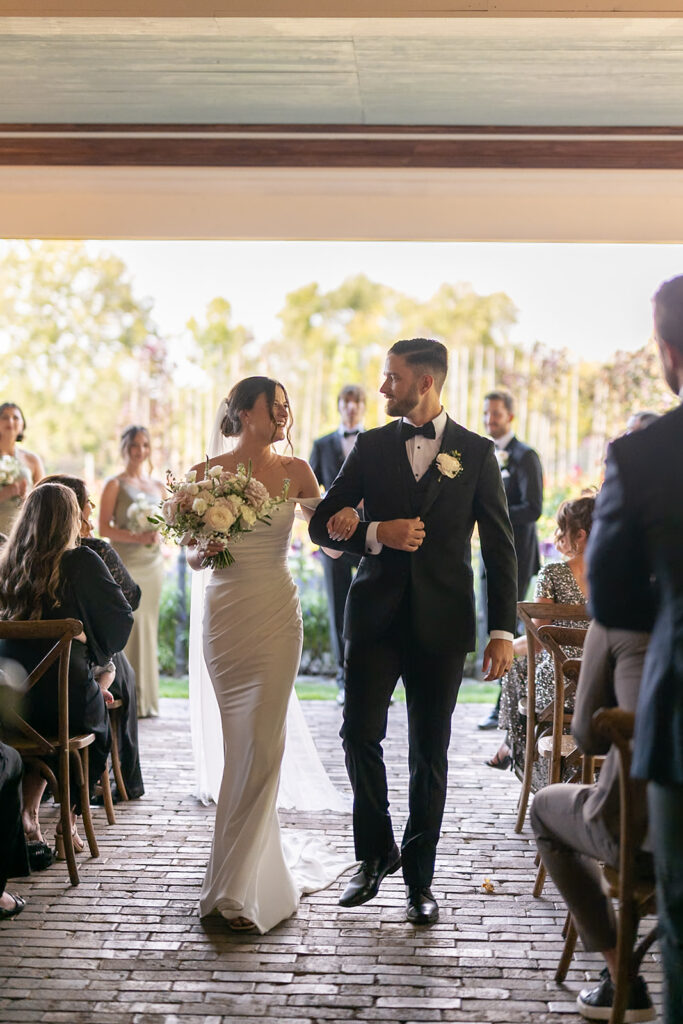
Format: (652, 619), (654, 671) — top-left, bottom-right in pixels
(0, 618), (83, 753)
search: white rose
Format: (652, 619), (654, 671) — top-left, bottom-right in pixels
(205, 504), (236, 533)
(436, 452), (463, 479)
(185, 470), (197, 483)
(192, 497), (208, 515)
(186, 483), (199, 496)
(162, 499), (176, 524)
(208, 464), (223, 478)
(240, 506), (257, 527)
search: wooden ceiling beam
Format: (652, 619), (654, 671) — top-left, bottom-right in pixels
(1, 126), (682, 169)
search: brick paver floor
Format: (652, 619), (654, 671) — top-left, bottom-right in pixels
(0, 696), (661, 1023)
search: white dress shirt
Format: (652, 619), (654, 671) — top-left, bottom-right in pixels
(338, 424), (363, 460)
(364, 409), (512, 643)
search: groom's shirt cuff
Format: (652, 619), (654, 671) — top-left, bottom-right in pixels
(490, 630), (514, 641)
(365, 521), (383, 554)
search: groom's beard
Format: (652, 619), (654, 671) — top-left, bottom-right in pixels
(385, 382), (420, 419)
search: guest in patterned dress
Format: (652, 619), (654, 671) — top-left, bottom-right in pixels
(40, 475), (145, 800)
(0, 402), (44, 536)
(486, 495), (594, 785)
(99, 427), (165, 719)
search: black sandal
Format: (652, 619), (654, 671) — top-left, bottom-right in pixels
(485, 750), (512, 771)
(0, 893), (25, 921)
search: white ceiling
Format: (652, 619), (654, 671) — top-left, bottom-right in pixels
(2, 17), (683, 126)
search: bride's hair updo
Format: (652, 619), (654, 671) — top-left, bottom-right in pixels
(221, 376), (294, 450)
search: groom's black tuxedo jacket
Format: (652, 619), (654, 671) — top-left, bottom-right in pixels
(309, 415), (518, 653)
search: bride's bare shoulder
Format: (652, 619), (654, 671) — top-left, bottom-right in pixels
(189, 454), (235, 481)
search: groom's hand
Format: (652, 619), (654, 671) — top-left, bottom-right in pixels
(482, 638), (514, 681)
(377, 517), (425, 552)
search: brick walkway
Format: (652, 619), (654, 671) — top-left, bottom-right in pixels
(0, 697), (661, 1024)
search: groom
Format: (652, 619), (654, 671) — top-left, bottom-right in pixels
(309, 338), (517, 925)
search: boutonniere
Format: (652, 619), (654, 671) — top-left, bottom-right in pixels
(435, 449), (463, 481)
(494, 448), (510, 471)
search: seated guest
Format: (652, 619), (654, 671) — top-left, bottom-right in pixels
(486, 495), (594, 781)
(0, 740), (29, 919)
(531, 621), (655, 1023)
(0, 483), (133, 854)
(39, 475), (145, 801)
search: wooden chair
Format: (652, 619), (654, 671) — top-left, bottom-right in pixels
(107, 698), (129, 801)
(555, 708), (657, 1024)
(0, 618), (99, 885)
(514, 603), (589, 836)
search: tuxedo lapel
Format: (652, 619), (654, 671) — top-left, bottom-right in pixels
(420, 416), (460, 519)
(393, 420), (414, 515)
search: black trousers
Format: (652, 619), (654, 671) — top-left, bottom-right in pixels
(321, 551), (355, 687)
(341, 597), (466, 887)
(0, 742), (29, 891)
(109, 653), (145, 800)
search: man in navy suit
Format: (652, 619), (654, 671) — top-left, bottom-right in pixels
(588, 275), (683, 1024)
(310, 339), (517, 925)
(310, 385), (366, 703)
(478, 389), (543, 730)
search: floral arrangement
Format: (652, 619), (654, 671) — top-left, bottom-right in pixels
(126, 493), (162, 534)
(435, 449), (463, 481)
(152, 459), (288, 569)
(0, 454), (23, 489)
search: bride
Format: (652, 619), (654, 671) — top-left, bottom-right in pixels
(187, 376), (356, 933)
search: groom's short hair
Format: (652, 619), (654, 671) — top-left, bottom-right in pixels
(389, 338), (448, 391)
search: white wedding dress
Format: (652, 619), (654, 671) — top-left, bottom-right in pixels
(194, 497), (352, 932)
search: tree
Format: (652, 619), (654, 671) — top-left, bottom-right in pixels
(0, 241), (161, 477)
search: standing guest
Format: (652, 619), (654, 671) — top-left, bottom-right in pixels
(479, 389), (543, 730)
(40, 474), (145, 801)
(0, 402), (44, 536)
(588, 274), (683, 1024)
(99, 426), (165, 719)
(0, 742), (29, 920)
(0, 484), (133, 855)
(310, 384), (366, 704)
(310, 338), (517, 925)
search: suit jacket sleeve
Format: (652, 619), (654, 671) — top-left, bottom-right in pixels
(587, 442), (654, 631)
(309, 439), (322, 485)
(571, 621), (615, 756)
(507, 448), (543, 525)
(308, 439), (369, 556)
(474, 443), (518, 634)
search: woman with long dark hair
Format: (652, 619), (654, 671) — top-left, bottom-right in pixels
(99, 426), (165, 719)
(40, 474), (145, 802)
(0, 483), (133, 854)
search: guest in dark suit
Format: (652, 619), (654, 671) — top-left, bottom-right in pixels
(478, 389), (544, 729)
(309, 385), (366, 702)
(310, 338), (517, 925)
(588, 274), (683, 1024)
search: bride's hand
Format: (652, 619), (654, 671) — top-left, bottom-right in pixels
(199, 539), (227, 559)
(327, 507), (360, 542)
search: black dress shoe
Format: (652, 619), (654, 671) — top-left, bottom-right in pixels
(339, 845), (401, 907)
(477, 708), (499, 730)
(405, 885), (439, 925)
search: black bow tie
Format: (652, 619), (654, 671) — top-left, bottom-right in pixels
(343, 429), (360, 438)
(400, 420), (436, 441)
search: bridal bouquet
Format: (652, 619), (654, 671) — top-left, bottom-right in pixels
(0, 454), (23, 489)
(153, 459), (288, 569)
(127, 493), (162, 533)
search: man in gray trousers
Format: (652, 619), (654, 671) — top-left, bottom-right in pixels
(531, 622), (654, 1023)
